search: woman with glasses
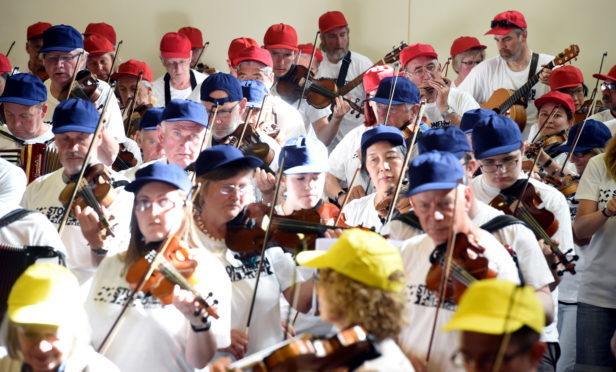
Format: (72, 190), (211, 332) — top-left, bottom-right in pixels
(84, 162), (232, 372)
(192, 144), (313, 361)
(571, 134), (616, 370)
(449, 36), (486, 88)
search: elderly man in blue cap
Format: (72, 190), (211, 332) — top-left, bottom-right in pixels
(38, 24), (132, 167)
(21, 98), (134, 284)
(134, 106), (165, 163)
(397, 150), (519, 371)
(325, 75), (423, 208)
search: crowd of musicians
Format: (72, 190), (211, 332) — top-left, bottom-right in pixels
(0, 8), (615, 372)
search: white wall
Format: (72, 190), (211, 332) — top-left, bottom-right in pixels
(1, 0), (614, 89)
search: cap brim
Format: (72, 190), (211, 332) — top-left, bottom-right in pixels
(484, 27), (516, 36)
(284, 165), (329, 175)
(321, 23), (348, 34)
(161, 51), (191, 59)
(366, 97), (407, 105)
(234, 56), (272, 68)
(407, 181), (458, 197)
(125, 176), (185, 193)
(551, 82), (580, 90)
(52, 124), (96, 134)
(442, 313), (525, 334)
(474, 142), (521, 160)
(296, 249), (329, 267)
(197, 156), (263, 176)
(264, 44), (298, 51)
(9, 303), (74, 326)
(592, 73), (616, 81)
(39, 46), (78, 53)
(0, 97), (43, 106)
(362, 132), (404, 152)
(165, 117), (207, 127)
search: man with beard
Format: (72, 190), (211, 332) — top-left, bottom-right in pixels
(314, 11), (372, 148)
(588, 64), (616, 124)
(458, 10), (552, 140)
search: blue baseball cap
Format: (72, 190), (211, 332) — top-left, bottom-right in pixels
(52, 98), (99, 134)
(460, 108), (497, 134)
(281, 136), (329, 174)
(361, 125), (406, 153)
(407, 151), (464, 197)
(241, 80), (268, 108)
(554, 119), (612, 153)
(0, 73), (47, 106)
(39, 25), (84, 53)
(162, 99), (208, 127)
(200, 73), (243, 104)
(195, 144), (262, 176)
(366, 76), (420, 105)
(472, 114), (522, 160)
(140, 107), (165, 131)
(126, 162), (192, 194)
(418, 126), (471, 159)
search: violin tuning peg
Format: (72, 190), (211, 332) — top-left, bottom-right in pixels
(201, 315), (209, 323)
(206, 292), (214, 298)
(213, 299), (219, 306)
(557, 270), (564, 276)
(572, 255), (580, 261)
(193, 309), (202, 317)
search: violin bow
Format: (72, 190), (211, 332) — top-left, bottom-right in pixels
(426, 177), (463, 362)
(245, 153), (287, 335)
(529, 104), (560, 144)
(201, 105), (219, 153)
(383, 64), (401, 126)
(191, 41), (209, 70)
(124, 71), (143, 136)
(334, 167), (360, 226)
(64, 51), (84, 101)
(512, 148), (544, 216)
(297, 31), (320, 110)
(384, 101), (427, 224)
(56, 88), (114, 235)
(441, 57), (451, 77)
(559, 51), (608, 175)
(236, 106), (254, 148)
(106, 40), (123, 84)
(5, 41), (15, 57)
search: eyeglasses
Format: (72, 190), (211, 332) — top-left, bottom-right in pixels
(572, 150), (592, 158)
(404, 63), (438, 77)
(478, 157), (519, 173)
(451, 342), (535, 369)
(43, 53), (82, 64)
(219, 183), (251, 196)
(16, 325), (60, 342)
(601, 82), (616, 92)
(490, 20), (522, 29)
(163, 59), (190, 68)
(135, 198), (179, 213)
(460, 60), (483, 66)
(207, 102), (240, 119)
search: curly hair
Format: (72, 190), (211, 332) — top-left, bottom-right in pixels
(318, 268), (407, 341)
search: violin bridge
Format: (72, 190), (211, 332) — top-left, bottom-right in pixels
(261, 214), (271, 231)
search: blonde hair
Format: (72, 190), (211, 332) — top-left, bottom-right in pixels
(318, 268), (406, 341)
(604, 135), (616, 180)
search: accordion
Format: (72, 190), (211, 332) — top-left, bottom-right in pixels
(0, 142), (61, 184)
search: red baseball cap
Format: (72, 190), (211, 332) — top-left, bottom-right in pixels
(450, 36), (486, 58)
(363, 65), (395, 93)
(110, 59), (153, 82)
(263, 24), (298, 51)
(485, 10), (527, 35)
(593, 64), (616, 82)
(160, 32), (191, 59)
(400, 43), (438, 68)
(27, 22), (52, 40)
(84, 34), (114, 54)
(228, 37), (259, 68)
(0, 54), (12, 74)
(534, 90), (575, 115)
(319, 11), (348, 33)
(234, 46), (273, 68)
(178, 27), (204, 49)
(298, 43), (323, 63)
(550, 65), (584, 90)
(83, 22), (117, 45)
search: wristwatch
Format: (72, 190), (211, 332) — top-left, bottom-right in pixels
(441, 106), (456, 118)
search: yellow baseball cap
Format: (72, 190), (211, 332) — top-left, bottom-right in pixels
(8, 263), (81, 326)
(443, 279), (545, 335)
(296, 229), (404, 292)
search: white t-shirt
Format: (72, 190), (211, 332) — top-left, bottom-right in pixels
(296, 98), (331, 138)
(327, 124), (372, 192)
(44, 78), (127, 142)
(589, 109), (615, 123)
(356, 338), (415, 372)
(341, 193), (385, 233)
(458, 53), (553, 140)
(423, 88), (479, 127)
(194, 226), (302, 357)
(159, 69), (208, 106)
(85, 249), (231, 372)
(270, 95), (306, 144)
(316, 51), (373, 148)
(21, 167), (134, 284)
(575, 153), (616, 308)
(0, 124), (54, 149)
(398, 231), (520, 371)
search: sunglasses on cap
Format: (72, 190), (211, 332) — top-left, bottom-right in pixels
(490, 20), (522, 29)
(601, 82), (616, 92)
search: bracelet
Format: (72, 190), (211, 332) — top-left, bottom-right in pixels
(190, 320), (212, 332)
(602, 207), (613, 218)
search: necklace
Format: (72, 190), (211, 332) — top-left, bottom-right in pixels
(193, 211), (224, 243)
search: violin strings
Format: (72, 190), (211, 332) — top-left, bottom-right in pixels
(514, 206), (558, 252)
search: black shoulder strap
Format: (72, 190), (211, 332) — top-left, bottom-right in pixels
(189, 70), (198, 90)
(480, 214), (528, 233)
(392, 210), (423, 232)
(163, 73), (171, 106)
(335, 51), (352, 88)
(526, 52), (539, 99)
(0, 208), (33, 228)
(0, 129), (25, 145)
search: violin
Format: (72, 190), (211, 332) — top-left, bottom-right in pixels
(489, 179), (577, 275)
(525, 131), (568, 160)
(63, 69), (104, 102)
(112, 144), (138, 172)
(124, 103), (153, 139)
(375, 184), (412, 219)
(221, 123), (276, 170)
(229, 325), (381, 371)
(58, 163), (117, 237)
(124, 233), (219, 318)
(425, 233), (497, 303)
(542, 172), (579, 197)
(574, 99), (604, 124)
